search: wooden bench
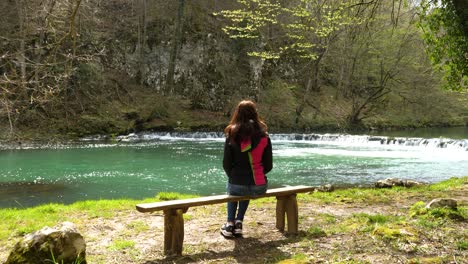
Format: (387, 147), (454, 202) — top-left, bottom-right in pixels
(136, 185), (316, 255)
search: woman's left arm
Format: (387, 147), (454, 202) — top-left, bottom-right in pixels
(223, 138), (232, 177)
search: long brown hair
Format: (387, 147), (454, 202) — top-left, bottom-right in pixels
(224, 100), (268, 143)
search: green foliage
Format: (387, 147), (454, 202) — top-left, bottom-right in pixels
(215, 0), (356, 60)
(215, 0), (282, 41)
(418, 0), (468, 91)
(259, 80), (297, 128)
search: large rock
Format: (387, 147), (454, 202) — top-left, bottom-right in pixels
(375, 178), (425, 188)
(317, 184), (335, 192)
(426, 198), (458, 210)
(6, 222), (86, 264)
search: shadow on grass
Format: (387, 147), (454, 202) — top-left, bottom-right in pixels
(142, 233), (306, 264)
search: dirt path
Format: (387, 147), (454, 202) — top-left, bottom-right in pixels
(1, 188), (467, 263)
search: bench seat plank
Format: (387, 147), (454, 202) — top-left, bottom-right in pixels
(136, 185), (317, 255)
(136, 185), (316, 213)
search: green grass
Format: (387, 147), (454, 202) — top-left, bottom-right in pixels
(301, 177), (467, 205)
(409, 199), (467, 229)
(0, 195), (199, 242)
(108, 239), (136, 251)
(301, 187), (398, 204)
(352, 213), (390, 225)
(305, 226), (327, 238)
(426, 177), (466, 191)
(126, 221), (150, 232)
(457, 240), (468, 250)
(316, 213), (338, 224)
(155, 192), (198, 201)
(49, 249), (85, 264)
(289, 177), (466, 255)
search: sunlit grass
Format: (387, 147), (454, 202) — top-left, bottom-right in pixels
(108, 239), (136, 251)
(300, 187), (396, 204)
(155, 192), (198, 201)
(0, 196), (191, 241)
(426, 177), (466, 191)
(457, 240), (468, 250)
(305, 226), (327, 238)
(300, 176), (467, 205)
(126, 221), (150, 233)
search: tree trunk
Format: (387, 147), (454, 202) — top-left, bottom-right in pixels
(294, 53), (324, 125)
(166, 0), (186, 94)
(15, 0), (26, 96)
(136, 0), (147, 84)
(2, 95), (14, 136)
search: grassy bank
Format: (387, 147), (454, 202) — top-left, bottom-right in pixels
(1, 177), (467, 263)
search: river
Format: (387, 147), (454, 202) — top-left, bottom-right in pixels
(1, 127), (467, 208)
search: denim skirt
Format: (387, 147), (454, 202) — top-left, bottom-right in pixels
(227, 183), (268, 196)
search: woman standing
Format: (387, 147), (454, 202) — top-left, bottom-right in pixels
(221, 100), (273, 238)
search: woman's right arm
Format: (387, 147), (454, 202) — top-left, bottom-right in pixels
(262, 137), (273, 174)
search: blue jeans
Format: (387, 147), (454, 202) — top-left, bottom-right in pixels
(226, 183), (268, 222)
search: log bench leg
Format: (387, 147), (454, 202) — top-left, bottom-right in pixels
(163, 208), (187, 255)
(276, 196), (287, 231)
(275, 194), (298, 234)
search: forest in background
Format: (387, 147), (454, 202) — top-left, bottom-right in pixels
(0, 0), (467, 140)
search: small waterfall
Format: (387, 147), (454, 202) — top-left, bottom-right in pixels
(90, 132), (468, 151)
(269, 133), (468, 151)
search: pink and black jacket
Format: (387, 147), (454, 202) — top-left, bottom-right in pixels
(223, 136), (273, 186)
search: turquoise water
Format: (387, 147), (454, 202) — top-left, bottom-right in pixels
(1, 129), (467, 208)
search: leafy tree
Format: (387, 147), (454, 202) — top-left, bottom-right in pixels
(325, 2), (423, 126)
(216, 0), (359, 123)
(418, 0), (467, 91)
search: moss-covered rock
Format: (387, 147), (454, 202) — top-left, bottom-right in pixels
(6, 222), (86, 264)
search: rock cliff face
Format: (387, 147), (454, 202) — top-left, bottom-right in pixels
(95, 0), (261, 111)
(122, 36), (249, 110)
